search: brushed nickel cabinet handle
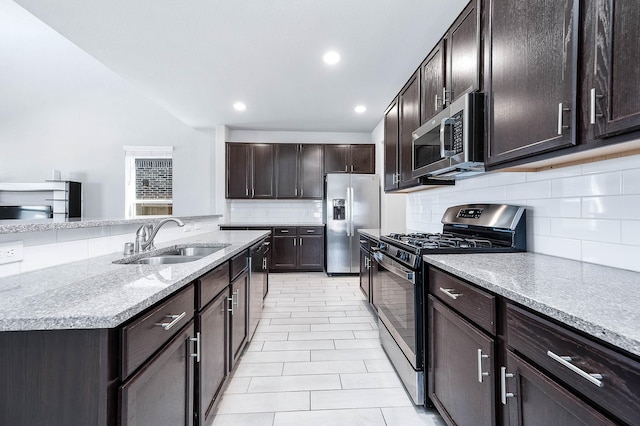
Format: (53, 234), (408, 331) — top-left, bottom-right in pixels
(547, 351), (604, 387)
(558, 103), (570, 135)
(155, 312), (186, 330)
(477, 349), (490, 383)
(590, 88), (604, 125)
(501, 367), (515, 405)
(190, 332), (201, 363)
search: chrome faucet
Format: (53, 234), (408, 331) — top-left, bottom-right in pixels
(135, 218), (185, 252)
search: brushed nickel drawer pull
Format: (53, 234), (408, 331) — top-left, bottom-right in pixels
(547, 351), (604, 388)
(439, 287), (462, 300)
(190, 332), (201, 363)
(156, 311), (186, 330)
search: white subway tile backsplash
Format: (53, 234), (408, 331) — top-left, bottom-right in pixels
(582, 195), (640, 220)
(228, 200), (323, 224)
(407, 153), (640, 270)
(621, 221), (640, 246)
(0, 263), (20, 278)
(582, 241), (640, 272)
(549, 218), (620, 244)
(506, 180), (551, 200)
(551, 172), (622, 198)
(622, 169), (640, 194)
(21, 239), (89, 273)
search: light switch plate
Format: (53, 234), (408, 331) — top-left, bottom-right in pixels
(0, 241), (24, 264)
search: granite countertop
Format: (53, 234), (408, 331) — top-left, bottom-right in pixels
(0, 229), (269, 331)
(423, 253), (640, 357)
(0, 214), (223, 234)
(219, 223), (324, 227)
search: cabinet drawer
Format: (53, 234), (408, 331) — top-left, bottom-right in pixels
(121, 284), (195, 378)
(274, 226), (298, 235)
(506, 304), (640, 426)
(230, 252), (248, 281)
(198, 263), (230, 310)
(428, 267), (496, 335)
(299, 226), (323, 235)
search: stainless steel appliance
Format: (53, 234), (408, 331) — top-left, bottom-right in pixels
(373, 203), (526, 405)
(412, 92), (484, 180)
(325, 174), (379, 274)
(249, 238), (270, 340)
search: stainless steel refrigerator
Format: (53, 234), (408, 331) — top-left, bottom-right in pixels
(325, 174), (380, 274)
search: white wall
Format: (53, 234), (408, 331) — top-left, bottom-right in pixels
(0, 1), (214, 219)
(406, 152), (640, 272)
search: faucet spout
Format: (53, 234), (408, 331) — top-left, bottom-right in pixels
(135, 218), (185, 252)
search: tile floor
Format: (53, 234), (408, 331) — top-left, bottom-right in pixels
(212, 272), (445, 426)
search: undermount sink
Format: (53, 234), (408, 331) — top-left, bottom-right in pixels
(117, 244), (229, 265)
(128, 255), (206, 265)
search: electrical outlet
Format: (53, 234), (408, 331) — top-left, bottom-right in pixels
(0, 241), (23, 265)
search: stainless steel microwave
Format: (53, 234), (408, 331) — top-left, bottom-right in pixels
(412, 92), (484, 180)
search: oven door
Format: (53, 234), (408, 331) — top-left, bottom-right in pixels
(373, 251), (422, 370)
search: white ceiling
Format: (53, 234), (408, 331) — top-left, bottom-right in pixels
(12, 0), (469, 133)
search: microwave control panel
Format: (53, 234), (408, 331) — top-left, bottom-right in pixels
(452, 111), (464, 154)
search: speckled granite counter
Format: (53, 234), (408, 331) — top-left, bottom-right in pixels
(219, 223), (324, 227)
(0, 214), (223, 234)
(423, 253), (640, 357)
(0, 229), (269, 331)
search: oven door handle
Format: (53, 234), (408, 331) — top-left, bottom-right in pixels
(373, 252), (415, 284)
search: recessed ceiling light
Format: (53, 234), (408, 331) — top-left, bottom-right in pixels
(233, 102), (246, 111)
(323, 51), (340, 65)
(354, 105), (366, 114)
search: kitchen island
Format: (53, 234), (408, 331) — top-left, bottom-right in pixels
(0, 229), (270, 426)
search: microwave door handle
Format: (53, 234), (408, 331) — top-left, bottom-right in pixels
(440, 117), (456, 158)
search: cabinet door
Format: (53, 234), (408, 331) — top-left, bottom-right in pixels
(486, 0), (579, 167)
(251, 144), (274, 198)
(592, 1), (640, 138)
(226, 143), (249, 198)
(350, 145), (375, 174)
(421, 40), (446, 124)
(384, 99), (399, 191)
(398, 71), (420, 189)
(298, 235), (324, 271)
(299, 144), (324, 199)
(503, 351), (616, 426)
(447, 0), (480, 103)
(275, 144), (299, 198)
(198, 292), (227, 425)
(121, 322), (195, 426)
(428, 296), (495, 426)
(272, 236), (297, 270)
(229, 272), (248, 369)
(324, 145), (349, 173)
(359, 248), (370, 301)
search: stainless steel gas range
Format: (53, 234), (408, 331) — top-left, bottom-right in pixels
(372, 203), (527, 405)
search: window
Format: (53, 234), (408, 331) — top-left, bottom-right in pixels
(124, 146), (173, 218)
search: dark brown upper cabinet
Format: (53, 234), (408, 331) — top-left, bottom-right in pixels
(384, 98), (400, 192)
(398, 70), (421, 189)
(420, 0), (480, 125)
(275, 144), (323, 199)
(485, 0), (580, 167)
(324, 144), (375, 174)
(226, 143), (274, 199)
(583, 0), (640, 141)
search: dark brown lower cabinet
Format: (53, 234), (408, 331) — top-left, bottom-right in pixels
(229, 270), (248, 370)
(272, 235), (297, 270)
(428, 295), (495, 426)
(197, 290), (227, 425)
(298, 234), (323, 270)
(502, 351), (615, 426)
(120, 321), (195, 426)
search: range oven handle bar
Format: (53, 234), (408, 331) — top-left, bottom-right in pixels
(372, 251), (415, 284)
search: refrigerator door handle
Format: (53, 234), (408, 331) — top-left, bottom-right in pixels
(349, 187), (355, 238)
(345, 187), (351, 237)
